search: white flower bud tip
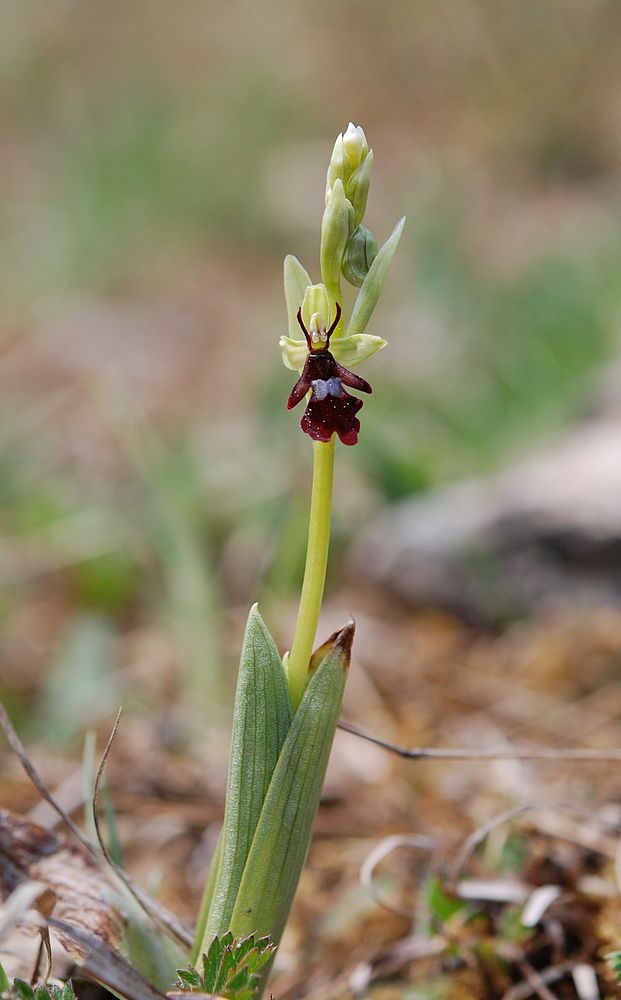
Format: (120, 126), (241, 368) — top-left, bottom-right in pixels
(342, 122), (368, 167)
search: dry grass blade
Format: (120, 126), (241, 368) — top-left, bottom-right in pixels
(0, 700), (192, 948)
(0, 881), (51, 940)
(516, 958), (565, 1000)
(447, 801), (621, 887)
(0, 701), (94, 855)
(48, 916), (169, 1000)
(571, 963), (601, 1000)
(91, 708), (122, 867)
(1, 882), (57, 984)
(500, 960), (574, 999)
(359, 833), (436, 917)
(348, 935), (447, 997)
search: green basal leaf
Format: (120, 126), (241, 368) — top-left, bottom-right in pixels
(0, 960), (10, 993)
(283, 255), (311, 339)
(229, 623), (353, 948)
(192, 830), (223, 962)
(331, 333), (387, 368)
(199, 605), (292, 948)
(347, 216), (406, 335)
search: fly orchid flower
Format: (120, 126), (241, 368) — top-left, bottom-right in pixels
(286, 304), (371, 446)
(192, 125), (403, 1000)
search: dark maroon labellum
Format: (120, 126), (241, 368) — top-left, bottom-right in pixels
(286, 303), (372, 446)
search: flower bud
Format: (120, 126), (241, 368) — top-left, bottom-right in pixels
(325, 134), (349, 202)
(346, 150), (373, 227)
(341, 225), (378, 287)
(320, 179), (354, 289)
(342, 122), (368, 171)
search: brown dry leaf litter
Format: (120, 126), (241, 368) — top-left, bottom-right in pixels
(3, 597), (621, 997)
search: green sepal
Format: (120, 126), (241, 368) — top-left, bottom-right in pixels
(229, 622), (353, 947)
(331, 333), (387, 368)
(200, 605), (292, 948)
(279, 335), (307, 372)
(283, 255), (311, 339)
(347, 216), (406, 336)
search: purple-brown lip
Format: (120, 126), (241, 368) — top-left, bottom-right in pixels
(287, 304), (372, 446)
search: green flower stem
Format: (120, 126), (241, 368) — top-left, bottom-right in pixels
(287, 436), (335, 710)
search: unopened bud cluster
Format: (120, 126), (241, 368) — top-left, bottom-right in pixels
(322, 123), (377, 289)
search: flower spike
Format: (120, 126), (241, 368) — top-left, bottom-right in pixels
(287, 303), (371, 446)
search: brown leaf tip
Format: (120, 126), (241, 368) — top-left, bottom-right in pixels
(309, 619), (356, 674)
(333, 618), (355, 666)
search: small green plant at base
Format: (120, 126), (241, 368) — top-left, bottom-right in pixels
(0, 963), (76, 1000)
(607, 950), (621, 982)
(176, 933), (275, 1000)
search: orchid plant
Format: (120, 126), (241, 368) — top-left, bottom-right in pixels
(190, 123), (404, 997)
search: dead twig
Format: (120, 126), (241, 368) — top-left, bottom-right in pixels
(339, 720), (621, 762)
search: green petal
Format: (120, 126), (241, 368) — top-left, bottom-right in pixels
(279, 335), (307, 372)
(331, 333), (387, 368)
(347, 216), (406, 336)
(283, 255), (311, 339)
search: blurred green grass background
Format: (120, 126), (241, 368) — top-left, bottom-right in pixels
(3, 0), (621, 735)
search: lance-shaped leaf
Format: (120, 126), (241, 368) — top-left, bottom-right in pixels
(229, 622), (354, 948)
(191, 831), (222, 962)
(200, 605), (292, 949)
(347, 216), (406, 336)
(283, 255), (311, 339)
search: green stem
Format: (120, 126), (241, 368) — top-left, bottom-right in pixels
(287, 436), (335, 710)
